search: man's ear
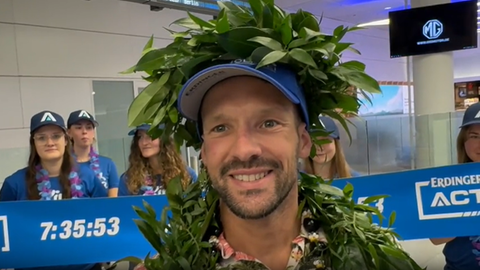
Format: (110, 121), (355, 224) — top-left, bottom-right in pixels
(200, 142), (207, 166)
(298, 124), (312, 159)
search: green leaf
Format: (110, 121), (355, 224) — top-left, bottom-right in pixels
(116, 256), (143, 264)
(168, 107), (179, 124)
(279, 15), (293, 45)
(317, 183), (344, 197)
(308, 69), (328, 81)
(249, 0), (264, 26)
(340, 60), (366, 71)
(250, 46), (273, 63)
(288, 48), (317, 68)
(388, 211), (396, 228)
(171, 17), (202, 30)
(291, 10), (319, 32)
(256, 50), (287, 68)
(331, 67), (381, 94)
(343, 183), (354, 198)
(299, 27), (323, 40)
(143, 35), (154, 51)
(367, 244), (380, 269)
(215, 9), (230, 33)
(287, 38), (309, 49)
(134, 48), (176, 72)
(363, 195), (389, 204)
(248, 36), (283, 51)
(177, 257), (192, 270)
(217, 27), (273, 58)
(127, 72), (170, 127)
(188, 12), (215, 29)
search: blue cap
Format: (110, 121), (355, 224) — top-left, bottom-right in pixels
(30, 111), (66, 134)
(128, 123), (165, 136)
(177, 61), (309, 127)
(311, 116), (340, 139)
(67, 110), (98, 128)
(460, 102), (480, 128)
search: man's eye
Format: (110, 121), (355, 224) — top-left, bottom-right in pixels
(212, 125), (227, 133)
(262, 120), (278, 128)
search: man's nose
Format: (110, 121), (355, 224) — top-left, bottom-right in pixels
(230, 128), (262, 161)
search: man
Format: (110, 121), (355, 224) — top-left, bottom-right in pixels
(176, 62), (326, 269)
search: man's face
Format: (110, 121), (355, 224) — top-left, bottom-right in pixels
(200, 76), (312, 220)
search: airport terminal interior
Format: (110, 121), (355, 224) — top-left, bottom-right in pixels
(1, 0), (480, 269)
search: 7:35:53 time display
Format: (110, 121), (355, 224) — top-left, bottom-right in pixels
(40, 217), (120, 241)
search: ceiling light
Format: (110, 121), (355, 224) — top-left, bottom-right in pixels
(385, 7), (391, 10)
(357, 19), (390, 27)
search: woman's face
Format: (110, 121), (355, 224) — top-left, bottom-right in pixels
(311, 136), (336, 164)
(464, 124), (480, 162)
(33, 125), (66, 161)
(137, 130), (160, 158)
(68, 120), (95, 148)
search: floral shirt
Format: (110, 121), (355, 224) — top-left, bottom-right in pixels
(133, 210), (332, 270)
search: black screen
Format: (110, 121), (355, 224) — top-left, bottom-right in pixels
(389, 0), (478, 58)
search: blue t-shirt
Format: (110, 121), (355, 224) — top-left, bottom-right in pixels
(118, 167), (198, 196)
(77, 156), (120, 191)
(0, 167), (106, 270)
(0, 166), (107, 201)
(443, 236), (480, 270)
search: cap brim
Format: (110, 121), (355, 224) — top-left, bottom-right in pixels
(460, 120), (480, 128)
(127, 129), (137, 136)
(128, 125), (151, 136)
(31, 123), (67, 134)
(69, 119), (99, 128)
(178, 64), (301, 121)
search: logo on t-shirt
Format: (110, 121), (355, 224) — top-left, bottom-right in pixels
(98, 172), (108, 189)
(142, 186), (165, 196)
(41, 190), (62, 200)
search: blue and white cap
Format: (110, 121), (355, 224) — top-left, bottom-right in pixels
(128, 123), (165, 136)
(30, 111), (66, 134)
(177, 61), (309, 128)
(461, 102), (480, 128)
(67, 110), (98, 128)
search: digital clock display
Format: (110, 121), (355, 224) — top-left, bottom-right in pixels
(40, 217), (120, 241)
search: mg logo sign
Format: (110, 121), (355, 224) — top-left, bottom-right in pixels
(423, 19), (443, 39)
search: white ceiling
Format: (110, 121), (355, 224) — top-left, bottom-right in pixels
(276, 0), (405, 25)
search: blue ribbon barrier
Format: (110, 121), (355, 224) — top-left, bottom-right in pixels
(1, 162), (480, 268)
(0, 196), (164, 268)
(332, 162), (480, 240)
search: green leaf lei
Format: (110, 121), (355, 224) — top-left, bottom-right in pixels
(121, 0), (425, 269)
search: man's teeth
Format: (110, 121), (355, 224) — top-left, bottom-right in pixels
(233, 172), (267, 182)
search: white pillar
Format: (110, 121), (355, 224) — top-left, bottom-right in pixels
(411, 0), (455, 168)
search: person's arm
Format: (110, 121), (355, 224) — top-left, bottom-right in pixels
(430, 237), (455, 245)
(0, 181), (17, 201)
(117, 173), (131, 196)
(107, 159), (120, 197)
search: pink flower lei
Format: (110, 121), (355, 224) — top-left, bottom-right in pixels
(36, 165), (83, 200)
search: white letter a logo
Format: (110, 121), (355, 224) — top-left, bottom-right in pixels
(40, 112), (56, 122)
(78, 110), (90, 118)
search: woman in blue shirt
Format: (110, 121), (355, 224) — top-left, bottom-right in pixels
(301, 116), (361, 179)
(0, 110), (106, 270)
(118, 124), (197, 196)
(67, 109), (120, 197)
(430, 102), (480, 270)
